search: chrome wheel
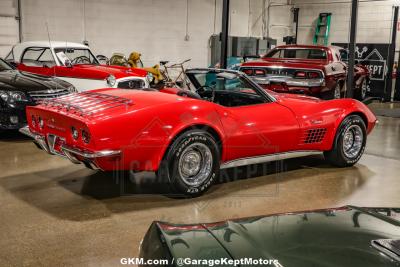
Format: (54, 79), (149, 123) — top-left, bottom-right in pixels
(343, 125), (363, 158)
(178, 142), (213, 187)
(334, 84), (341, 99)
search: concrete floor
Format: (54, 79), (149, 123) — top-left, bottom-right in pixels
(1, 107), (400, 266)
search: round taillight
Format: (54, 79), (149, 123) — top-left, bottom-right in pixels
(31, 115), (36, 127)
(81, 130), (90, 144)
(71, 127), (79, 140)
(38, 117), (44, 129)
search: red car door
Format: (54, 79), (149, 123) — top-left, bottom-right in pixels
(18, 63), (56, 77)
(217, 102), (300, 162)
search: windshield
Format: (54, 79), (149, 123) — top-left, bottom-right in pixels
(54, 48), (99, 66)
(0, 58), (13, 71)
(188, 71), (259, 95)
(266, 48), (327, 60)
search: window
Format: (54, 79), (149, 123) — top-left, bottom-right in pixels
(268, 49), (281, 58)
(266, 48), (327, 60)
(21, 47), (56, 67)
(188, 71), (266, 107)
(339, 49), (349, 62)
(54, 48), (99, 65)
(198, 72), (258, 95)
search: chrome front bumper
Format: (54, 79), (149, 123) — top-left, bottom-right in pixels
(251, 76), (325, 87)
(19, 126), (120, 170)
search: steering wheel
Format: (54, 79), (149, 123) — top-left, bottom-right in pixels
(177, 90), (202, 100)
(71, 56), (91, 65)
(195, 85), (215, 102)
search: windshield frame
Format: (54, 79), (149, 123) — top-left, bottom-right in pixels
(0, 58), (14, 71)
(186, 68), (276, 103)
(54, 47), (100, 66)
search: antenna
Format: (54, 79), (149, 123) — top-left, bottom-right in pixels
(45, 20), (57, 89)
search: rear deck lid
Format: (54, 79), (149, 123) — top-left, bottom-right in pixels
(199, 207), (400, 267)
(36, 89), (188, 120)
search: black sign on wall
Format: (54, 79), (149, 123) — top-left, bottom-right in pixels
(333, 43), (390, 98)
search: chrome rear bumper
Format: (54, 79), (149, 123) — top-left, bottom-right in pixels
(19, 126), (120, 170)
(251, 76), (325, 87)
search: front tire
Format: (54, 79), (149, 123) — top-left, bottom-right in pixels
(324, 115), (367, 167)
(157, 130), (220, 197)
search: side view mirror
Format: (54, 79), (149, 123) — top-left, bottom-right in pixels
(65, 59), (73, 68)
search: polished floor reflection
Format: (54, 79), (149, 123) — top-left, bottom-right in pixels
(0, 113), (400, 266)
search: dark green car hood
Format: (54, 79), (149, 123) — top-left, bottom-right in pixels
(142, 206), (400, 267)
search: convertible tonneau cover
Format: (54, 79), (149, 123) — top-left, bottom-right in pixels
(140, 206), (400, 267)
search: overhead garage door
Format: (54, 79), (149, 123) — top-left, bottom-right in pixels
(0, 0), (19, 57)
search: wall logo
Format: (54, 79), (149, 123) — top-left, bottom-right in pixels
(355, 46), (368, 58)
(359, 48), (387, 81)
(333, 42), (390, 97)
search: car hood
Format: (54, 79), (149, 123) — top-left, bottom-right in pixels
(242, 58), (327, 71)
(0, 70), (72, 92)
(151, 207), (400, 267)
(70, 64), (147, 79)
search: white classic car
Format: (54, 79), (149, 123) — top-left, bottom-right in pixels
(5, 41), (149, 92)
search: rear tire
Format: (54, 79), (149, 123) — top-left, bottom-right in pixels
(322, 82), (342, 100)
(157, 130), (220, 197)
(324, 115), (367, 167)
(354, 78), (367, 101)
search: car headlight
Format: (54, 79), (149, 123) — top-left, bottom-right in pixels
(0, 90), (28, 106)
(146, 72), (154, 83)
(0, 91), (8, 102)
(11, 92), (28, 102)
(106, 75), (116, 87)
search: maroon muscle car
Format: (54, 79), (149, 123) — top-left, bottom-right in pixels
(240, 44), (369, 100)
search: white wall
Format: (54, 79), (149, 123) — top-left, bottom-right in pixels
(293, 0), (399, 46)
(0, 0), (19, 56)
(7, 0), (293, 66)
(4, 0), (400, 64)
(18, 0), (279, 67)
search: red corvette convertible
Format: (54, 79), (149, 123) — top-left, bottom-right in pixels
(20, 69), (377, 196)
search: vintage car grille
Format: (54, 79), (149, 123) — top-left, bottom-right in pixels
(302, 128), (327, 144)
(117, 79), (146, 89)
(28, 88), (71, 102)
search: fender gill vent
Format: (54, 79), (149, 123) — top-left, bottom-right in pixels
(303, 128), (327, 144)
